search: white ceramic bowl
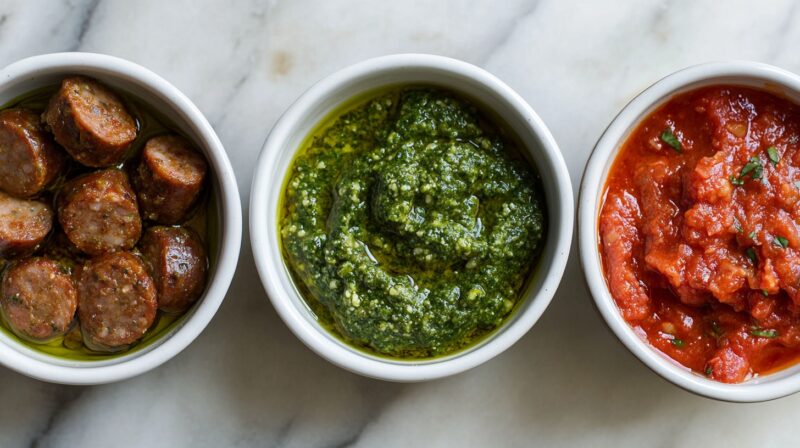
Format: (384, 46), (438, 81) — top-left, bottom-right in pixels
(580, 61), (800, 402)
(0, 53), (242, 385)
(251, 54), (573, 381)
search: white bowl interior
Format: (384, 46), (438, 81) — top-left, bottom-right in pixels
(252, 55), (573, 381)
(0, 53), (241, 384)
(580, 61), (800, 401)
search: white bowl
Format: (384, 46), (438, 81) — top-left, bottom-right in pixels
(0, 53), (242, 385)
(580, 61), (800, 402)
(250, 54), (573, 381)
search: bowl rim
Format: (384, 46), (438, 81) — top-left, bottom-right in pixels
(0, 52), (242, 385)
(250, 53), (573, 381)
(579, 60), (800, 402)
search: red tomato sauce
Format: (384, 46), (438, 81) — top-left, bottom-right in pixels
(600, 86), (800, 383)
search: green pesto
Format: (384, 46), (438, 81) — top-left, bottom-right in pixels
(0, 85), (217, 361)
(281, 87), (545, 358)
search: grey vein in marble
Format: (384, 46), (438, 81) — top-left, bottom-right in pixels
(2, 0), (800, 447)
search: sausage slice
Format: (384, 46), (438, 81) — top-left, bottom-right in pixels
(134, 135), (207, 224)
(43, 76), (137, 167)
(0, 108), (65, 197)
(58, 169), (142, 256)
(140, 226), (207, 313)
(0, 257), (77, 342)
(0, 191), (53, 258)
(77, 251), (157, 351)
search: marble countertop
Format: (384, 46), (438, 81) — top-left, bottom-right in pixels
(1, 0), (799, 446)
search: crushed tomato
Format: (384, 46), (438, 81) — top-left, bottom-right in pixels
(600, 86), (800, 383)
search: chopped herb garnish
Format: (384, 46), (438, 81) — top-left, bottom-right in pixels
(670, 338), (685, 348)
(748, 231), (757, 240)
(705, 365), (713, 377)
(762, 289), (769, 297)
(730, 175), (745, 186)
(733, 220), (743, 233)
(745, 247), (757, 263)
(740, 156), (763, 180)
(750, 328), (778, 338)
(660, 128), (682, 153)
(767, 146), (780, 165)
(710, 321), (724, 338)
(7, 294), (20, 304)
(774, 235), (789, 249)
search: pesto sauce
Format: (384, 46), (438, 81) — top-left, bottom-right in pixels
(0, 84), (218, 361)
(281, 87), (545, 358)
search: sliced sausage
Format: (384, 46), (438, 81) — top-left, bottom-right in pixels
(58, 169), (142, 256)
(42, 76), (137, 167)
(139, 226), (207, 313)
(77, 251), (157, 352)
(0, 108), (65, 197)
(134, 135), (207, 224)
(42, 228), (84, 276)
(0, 191), (53, 258)
(58, 169), (142, 255)
(0, 257), (77, 342)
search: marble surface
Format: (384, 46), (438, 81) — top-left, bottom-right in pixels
(0, 0), (799, 446)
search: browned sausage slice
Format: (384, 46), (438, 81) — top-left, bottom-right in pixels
(0, 191), (53, 258)
(0, 108), (65, 197)
(134, 135), (207, 224)
(139, 226), (207, 313)
(42, 76), (137, 167)
(58, 169), (142, 256)
(0, 257), (77, 342)
(77, 251), (157, 352)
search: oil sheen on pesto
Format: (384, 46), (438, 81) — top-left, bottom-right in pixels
(281, 87), (544, 358)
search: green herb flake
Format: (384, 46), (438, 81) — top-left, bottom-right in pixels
(670, 338), (685, 348)
(6, 294), (20, 304)
(748, 231), (757, 240)
(745, 247), (757, 263)
(710, 321), (724, 338)
(733, 219), (743, 233)
(774, 235), (790, 249)
(750, 328), (778, 338)
(762, 289), (770, 297)
(705, 365), (713, 377)
(660, 128), (682, 153)
(767, 146), (780, 165)
(730, 176), (745, 186)
(740, 156), (764, 180)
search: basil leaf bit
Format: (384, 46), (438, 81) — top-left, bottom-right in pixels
(774, 235), (789, 249)
(745, 247), (757, 263)
(705, 365), (713, 377)
(731, 156), (763, 185)
(748, 231), (757, 240)
(670, 338), (685, 348)
(767, 146), (780, 165)
(750, 327), (778, 338)
(740, 156), (763, 179)
(710, 321), (724, 338)
(660, 128), (682, 153)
